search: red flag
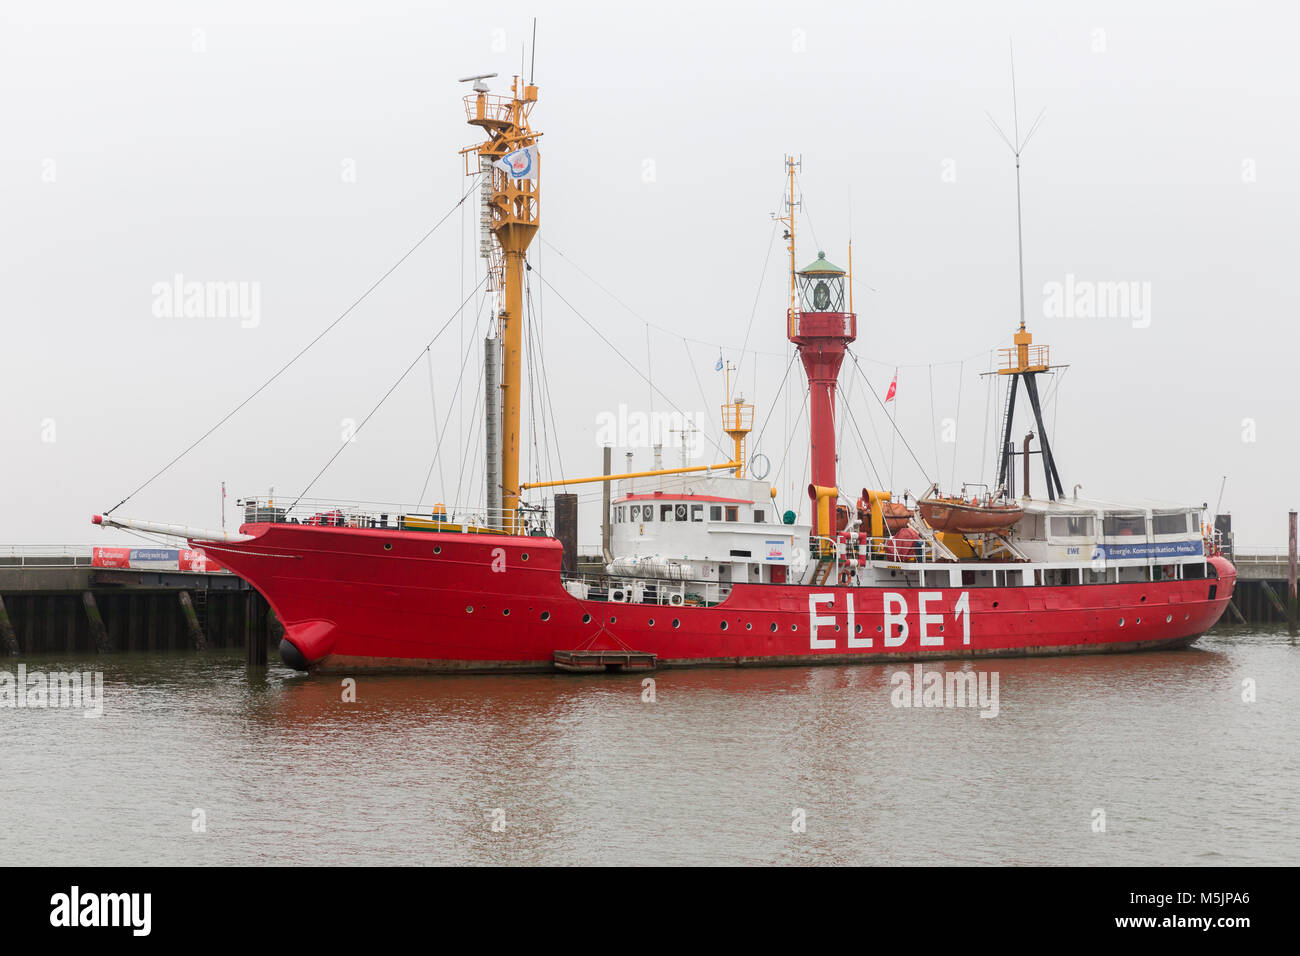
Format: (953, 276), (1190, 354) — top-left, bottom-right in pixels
(884, 369), (898, 404)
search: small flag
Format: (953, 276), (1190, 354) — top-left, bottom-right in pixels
(495, 145), (539, 182)
(715, 352), (724, 372)
(884, 369), (898, 404)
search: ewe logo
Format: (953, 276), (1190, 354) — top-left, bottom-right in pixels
(50, 886), (151, 936)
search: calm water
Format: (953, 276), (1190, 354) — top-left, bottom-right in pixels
(2, 628), (1296, 866)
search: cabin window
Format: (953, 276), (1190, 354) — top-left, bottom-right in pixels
(691, 505), (704, 522)
(1049, 515), (1094, 537)
(710, 506), (722, 521)
(754, 509), (765, 523)
(674, 504), (688, 521)
(660, 504), (673, 521)
(644, 506), (655, 522)
(630, 505), (642, 521)
(1153, 512), (1188, 535)
(1103, 514), (1146, 537)
(725, 506), (739, 522)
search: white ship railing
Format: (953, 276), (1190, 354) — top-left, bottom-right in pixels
(235, 497), (551, 536)
(0, 546), (94, 567)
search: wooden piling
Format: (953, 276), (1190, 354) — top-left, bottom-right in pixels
(0, 594), (19, 655)
(81, 591), (112, 653)
(178, 591), (207, 651)
(244, 591), (267, 666)
(1289, 510), (1297, 637)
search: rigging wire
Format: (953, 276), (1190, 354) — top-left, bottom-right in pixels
(291, 275), (489, 510)
(749, 350), (799, 454)
(841, 398), (885, 492)
(731, 213), (781, 385)
(425, 351), (446, 502)
(770, 389), (809, 516)
(845, 349), (933, 487)
(949, 360), (964, 490)
(928, 364), (941, 485)
(417, 286), (490, 505)
(104, 174), (484, 516)
(529, 267), (732, 462)
(682, 337), (721, 442)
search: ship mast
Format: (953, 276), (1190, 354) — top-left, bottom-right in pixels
(461, 73), (540, 534)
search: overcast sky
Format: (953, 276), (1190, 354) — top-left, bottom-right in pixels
(2, 0), (1296, 550)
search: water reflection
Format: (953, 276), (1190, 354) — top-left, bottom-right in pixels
(1, 633), (1294, 865)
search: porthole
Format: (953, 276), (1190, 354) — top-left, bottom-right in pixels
(1165, 614), (1172, 623)
(672, 619), (680, 628)
(384, 543), (392, 551)
(834, 624), (841, 632)
(746, 622), (752, 630)
(791, 624), (798, 632)
(1184, 613), (1190, 621)
(521, 553), (529, 561)
(610, 616), (617, 624)
(1136, 617), (1141, 625)
(876, 625), (882, 632)
(503, 609), (510, 617)
(433, 546), (441, 554)
(855, 624), (863, 634)
(540, 611), (550, 622)
(770, 623), (778, 632)
(992, 601), (999, 609)
(648, 619), (655, 627)
(582, 613), (591, 624)
(721, 621), (728, 631)
(465, 605), (473, 614)
(939, 624), (945, 633)
(1118, 617), (1125, 627)
(1140, 595), (1146, 603)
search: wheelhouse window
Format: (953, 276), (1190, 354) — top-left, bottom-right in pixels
(673, 503), (688, 521)
(1103, 514), (1146, 537)
(754, 509), (765, 523)
(1049, 514), (1094, 537)
(710, 506), (722, 521)
(644, 506), (655, 522)
(691, 504), (704, 522)
(1153, 512), (1188, 535)
(725, 506), (739, 522)
(629, 505), (640, 521)
(660, 504), (673, 521)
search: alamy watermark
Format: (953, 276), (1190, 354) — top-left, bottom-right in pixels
(152, 273), (261, 328)
(594, 403), (708, 457)
(890, 663), (999, 718)
(1043, 274), (1151, 328)
(0, 665), (103, 718)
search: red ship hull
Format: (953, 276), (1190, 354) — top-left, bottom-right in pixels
(195, 524), (1236, 673)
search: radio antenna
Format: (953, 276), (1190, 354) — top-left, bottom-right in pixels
(986, 39), (1045, 329)
(530, 18), (537, 84)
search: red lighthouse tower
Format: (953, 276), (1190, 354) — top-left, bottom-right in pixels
(775, 159), (856, 539)
(789, 250), (856, 537)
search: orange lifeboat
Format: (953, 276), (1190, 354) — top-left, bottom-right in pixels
(918, 495), (1024, 535)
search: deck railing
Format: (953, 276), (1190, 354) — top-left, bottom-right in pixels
(236, 497), (551, 536)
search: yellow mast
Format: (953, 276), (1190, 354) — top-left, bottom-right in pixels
(720, 361), (753, 478)
(462, 76), (540, 534)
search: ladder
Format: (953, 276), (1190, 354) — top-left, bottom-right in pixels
(984, 532), (1028, 562)
(908, 517), (958, 562)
